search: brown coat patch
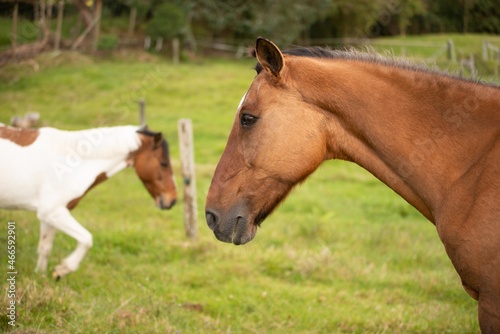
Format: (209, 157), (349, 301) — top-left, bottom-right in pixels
(66, 172), (108, 210)
(0, 126), (39, 146)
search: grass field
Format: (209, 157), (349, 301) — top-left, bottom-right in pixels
(0, 36), (491, 333)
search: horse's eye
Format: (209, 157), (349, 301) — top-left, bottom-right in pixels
(241, 113), (258, 128)
(160, 161), (168, 168)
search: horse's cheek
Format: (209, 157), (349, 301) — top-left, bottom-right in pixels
(236, 133), (260, 166)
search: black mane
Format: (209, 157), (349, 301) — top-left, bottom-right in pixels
(283, 46), (337, 59)
(254, 45), (412, 74)
(254, 46), (500, 88)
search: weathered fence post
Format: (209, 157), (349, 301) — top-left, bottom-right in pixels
(172, 38), (180, 65)
(144, 36), (151, 50)
(483, 40), (489, 61)
(498, 47), (500, 64)
(178, 119), (198, 239)
(447, 39), (456, 63)
(138, 99), (145, 125)
(469, 53), (477, 80)
(155, 37), (163, 52)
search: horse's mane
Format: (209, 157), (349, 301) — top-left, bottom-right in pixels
(42, 126), (142, 159)
(284, 46), (421, 69)
(255, 46), (500, 88)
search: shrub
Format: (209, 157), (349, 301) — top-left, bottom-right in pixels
(97, 34), (118, 50)
(146, 3), (185, 40)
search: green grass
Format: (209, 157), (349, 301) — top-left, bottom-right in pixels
(370, 33), (500, 83)
(0, 38), (487, 333)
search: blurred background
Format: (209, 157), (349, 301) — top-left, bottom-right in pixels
(0, 0), (499, 77)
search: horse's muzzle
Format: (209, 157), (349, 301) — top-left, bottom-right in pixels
(158, 197), (176, 210)
(205, 210), (255, 245)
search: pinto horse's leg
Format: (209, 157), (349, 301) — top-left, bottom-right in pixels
(35, 222), (56, 273)
(37, 207), (93, 279)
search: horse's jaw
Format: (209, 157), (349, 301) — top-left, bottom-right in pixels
(205, 175), (294, 245)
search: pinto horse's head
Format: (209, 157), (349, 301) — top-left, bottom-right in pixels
(133, 127), (177, 210)
(205, 38), (331, 244)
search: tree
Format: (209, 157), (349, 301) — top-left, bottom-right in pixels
(397, 0), (426, 36)
(463, 0), (473, 33)
(238, 0), (331, 45)
(73, 0), (103, 51)
(185, 0), (329, 46)
(324, 0), (387, 38)
(146, 2), (185, 40)
(470, 0), (500, 34)
(103, 0), (152, 36)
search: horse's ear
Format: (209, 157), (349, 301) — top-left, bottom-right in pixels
(137, 128), (163, 147)
(255, 37), (284, 79)
(153, 132), (163, 146)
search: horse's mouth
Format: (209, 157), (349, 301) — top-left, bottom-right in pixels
(230, 216), (250, 245)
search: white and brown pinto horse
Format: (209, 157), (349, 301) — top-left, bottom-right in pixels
(0, 123), (177, 279)
(206, 38), (499, 332)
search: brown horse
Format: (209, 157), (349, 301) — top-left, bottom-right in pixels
(205, 38), (500, 332)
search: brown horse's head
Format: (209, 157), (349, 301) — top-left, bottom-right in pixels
(133, 127), (177, 210)
(205, 38), (332, 244)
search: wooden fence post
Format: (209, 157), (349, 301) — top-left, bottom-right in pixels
(447, 39), (456, 63)
(172, 38), (180, 65)
(178, 119), (198, 239)
(469, 53), (477, 80)
(138, 99), (145, 125)
(144, 36), (151, 50)
(482, 40), (489, 61)
(54, 0), (64, 51)
(155, 37), (163, 52)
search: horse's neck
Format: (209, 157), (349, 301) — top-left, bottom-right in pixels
(51, 125), (142, 177)
(312, 60), (499, 221)
(61, 126), (142, 160)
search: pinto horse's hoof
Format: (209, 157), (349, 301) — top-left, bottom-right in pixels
(52, 263), (71, 280)
(52, 270), (61, 281)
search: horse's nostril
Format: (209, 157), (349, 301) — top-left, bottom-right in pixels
(206, 210), (219, 230)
